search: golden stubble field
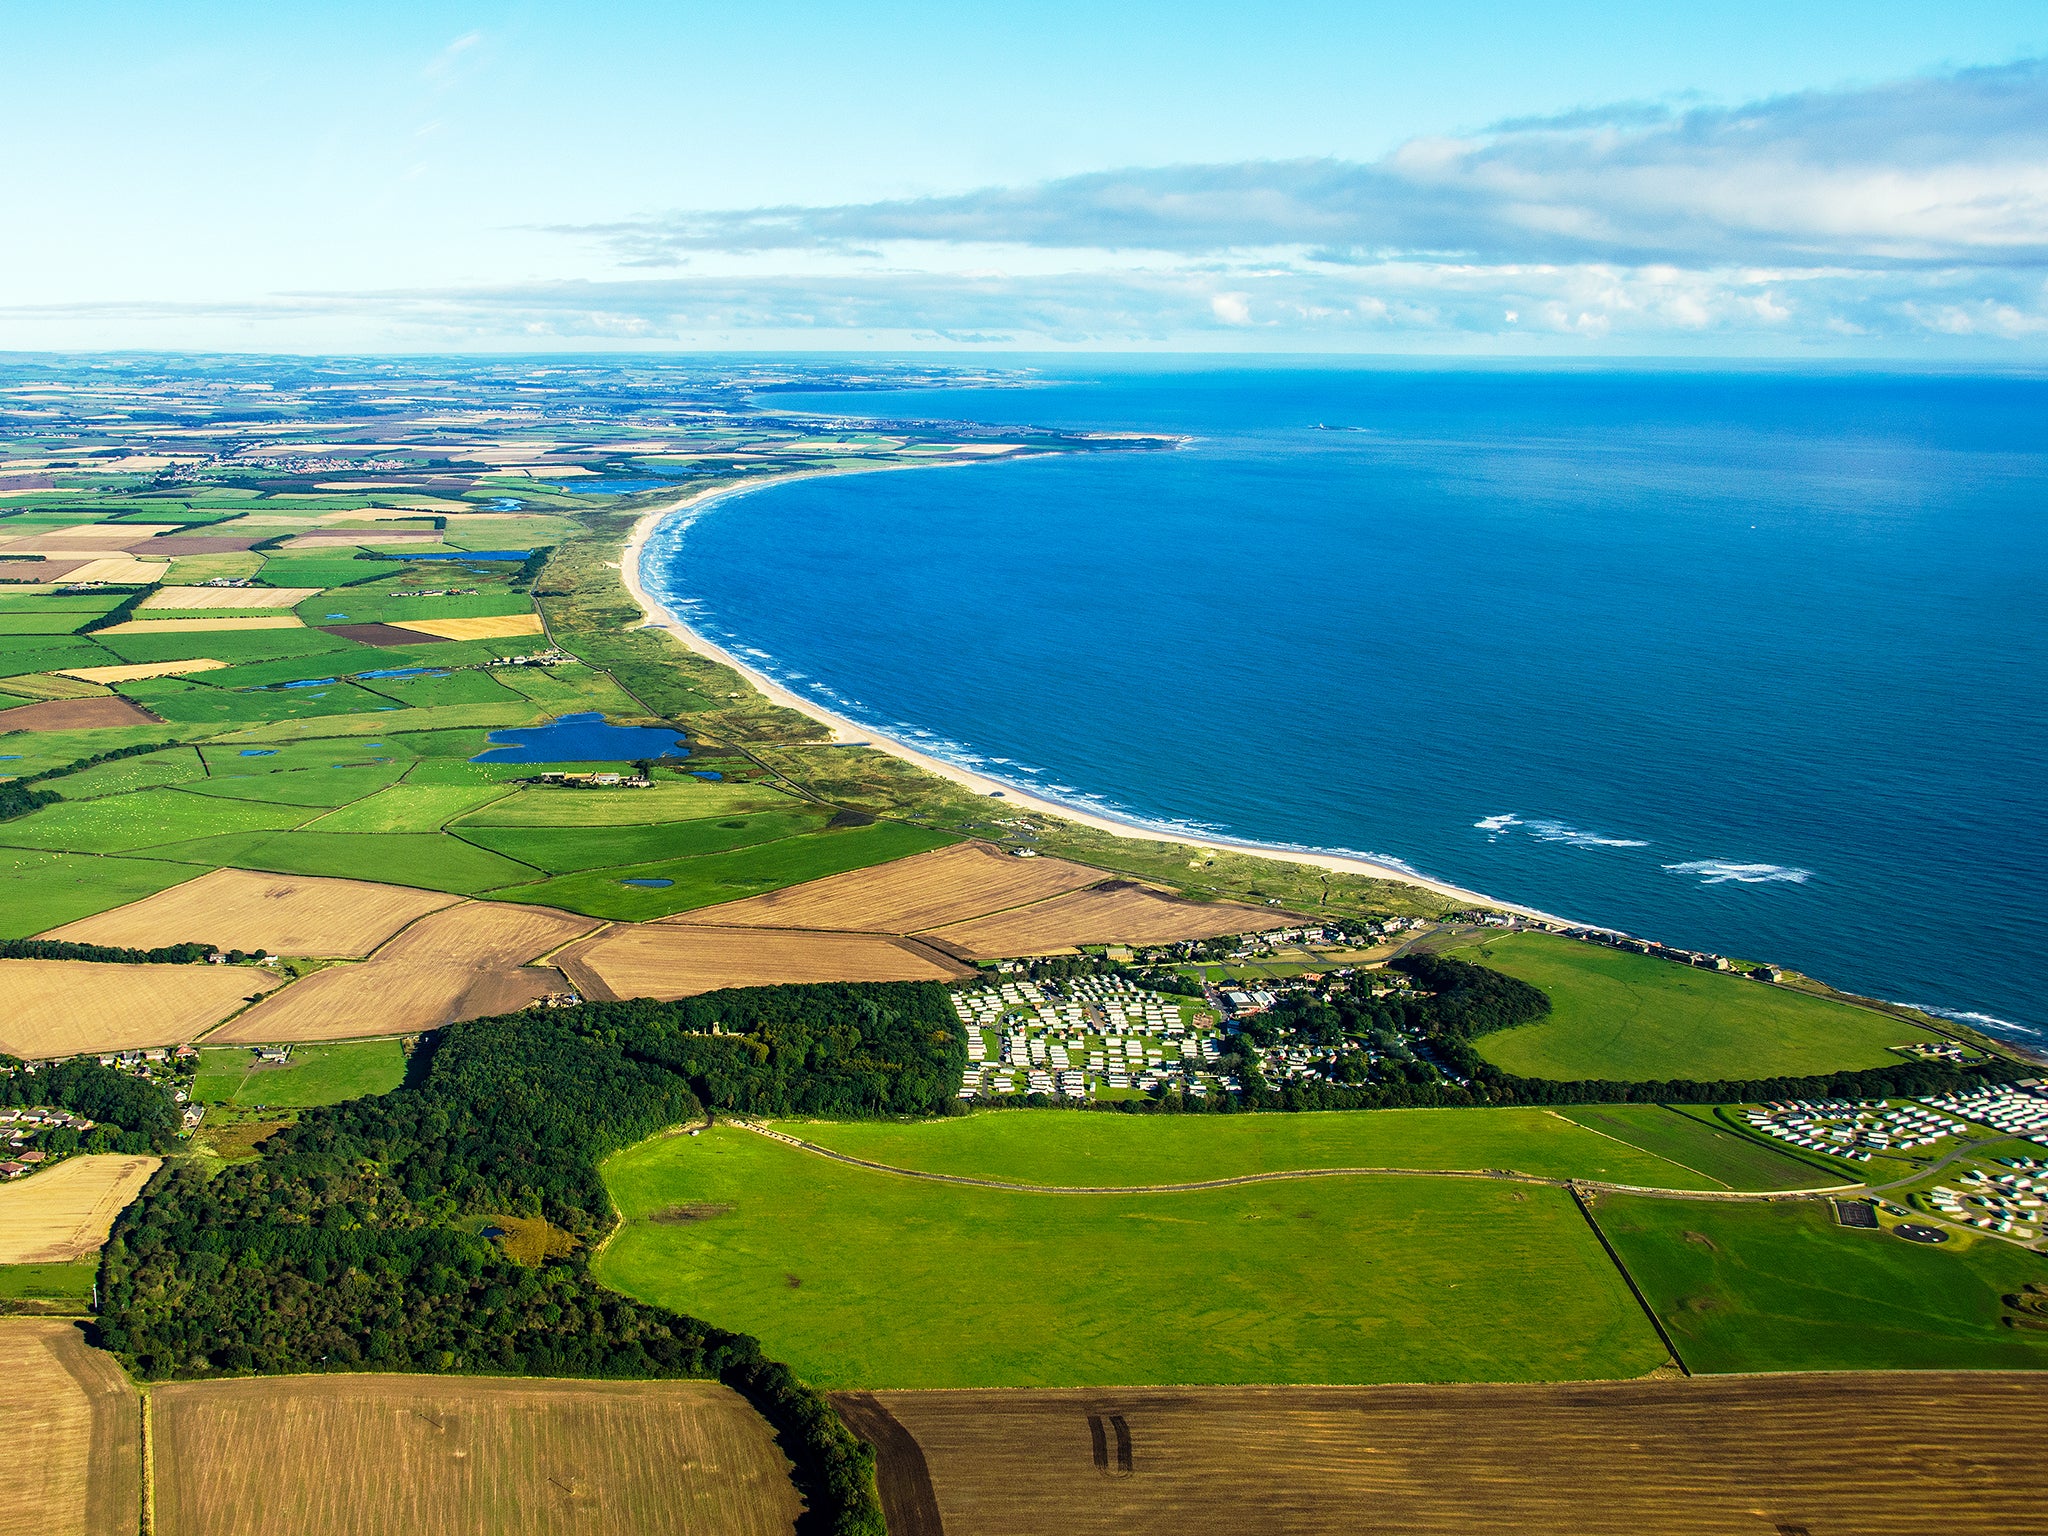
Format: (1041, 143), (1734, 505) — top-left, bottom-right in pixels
(152, 1373), (801, 1536)
(43, 867), (461, 958)
(213, 900), (596, 1043)
(0, 1154), (160, 1263)
(847, 1375), (2048, 1536)
(664, 842), (1105, 934)
(924, 881), (1293, 958)
(0, 959), (280, 1057)
(557, 924), (972, 1001)
(0, 1321), (140, 1536)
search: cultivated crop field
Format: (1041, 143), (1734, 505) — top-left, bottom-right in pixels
(557, 924), (971, 1001)
(151, 1373), (801, 1536)
(0, 959), (280, 1057)
(215, 900), (595, 1042)
(664, 841), (1105, 933)
(0, 1320), (140, 1536)
(42, 866), (460, 956)
(0, 1155), (161, 1263)
(460, 780), (797, 827)
(595, 1126), (1666, 1389)
(1454, 932), (1944, 1080)
(847, 1373), (2048, 1536)
(925, 881), (1293, 957)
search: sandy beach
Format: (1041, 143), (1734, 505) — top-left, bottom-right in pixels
(618, 467), (1562, 921)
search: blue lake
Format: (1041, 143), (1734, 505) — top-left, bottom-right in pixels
(471, 711), (689, 764)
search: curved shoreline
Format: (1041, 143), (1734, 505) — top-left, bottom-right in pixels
(617, 463), (1571, 921)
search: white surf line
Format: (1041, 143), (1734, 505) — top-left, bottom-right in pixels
(617, 464), (1568, 921)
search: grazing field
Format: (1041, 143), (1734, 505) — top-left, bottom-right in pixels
(0, 1320), (141, 1536)
(151, 1374), (799, 1536)
(1555, 1104), (1829, 1190)
(515, 823), (958, 921)
(0, 695), (158, 732)
(144, 829), (540, 895)
(455, 808), (831, 874)
(1453, 932), (1943, 1080)
(595, 1126), (1665, 1389)
(787, 1108), (1725, 1190)
(850, 1374), (2048, 1536)
(558, 924), (968, 1001)
(0, 960), (279, 1056)
(1592, 1192), (2048, 1374)
(0, 786), (313, 852)
(191, 1039), (407, 1107)
(214, 900), (596, 1042)
(303, 781), (517, 833)
(42, 866), (460, 956)
(0, 849), (203, 939)
(0, 1258), (99, 1304)
(0, 1155), (160, 1263)
(462, 780), (800, 827)
(181, 762), (410, 807)
(926, 882), (1292, 957)
(666, 841), (1105, 934)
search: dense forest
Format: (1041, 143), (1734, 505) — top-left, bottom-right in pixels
(0, 1055), (182, 1151)
(96, 980), (961, 1536)
(0, 938), (216, 965)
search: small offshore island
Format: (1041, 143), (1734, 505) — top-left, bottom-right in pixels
(0, 355), (2041, 1536)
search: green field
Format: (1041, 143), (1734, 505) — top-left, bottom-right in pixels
(47, 746), (208, 800)
(0, 1260), (99, 1302)
(452, 807), (831, 874)
(509, 820), (956, 919)
(0, 786), (312, 853)
(1455, 932), (1941, 1080)
(460, 780), (799, 826)
(0, 848), (202, 937)
(93, 626), (355, 666)
(595, 1126), (1668, 1389)
(304, 780), (516, 833)
(182, 761), (410, 807)
(787, 1107), (1729, 1190)
(1594, 1193), (2048, 1373)
(145, 828), (541, 894)
(190, 1039), (408, 1108)
(1556, 1104), (1834, 1191)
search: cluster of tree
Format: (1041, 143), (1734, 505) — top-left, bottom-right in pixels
(0, 938), (216, 965)
(512, 545), (555, 585)
(77, 588), (153, 633)
(0, 780), (57, 821)
(0, 1056), (181, 1150)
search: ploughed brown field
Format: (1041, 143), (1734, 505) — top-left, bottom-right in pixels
(664, 842), (1105, 934)
(0, 695), (160, 733)
(42, 867), (461, 958)
(922, 881), (1292, 958)
(0, 1320), (140, 1536)
(0, 1154), (160, 1264)
(557, 924), (972, 1002)
(151, 1373), (800, 1536)
(0, 959), (281, 1057)
(841, 1375), (2048, 1536)
(213, 900), (597, 1043)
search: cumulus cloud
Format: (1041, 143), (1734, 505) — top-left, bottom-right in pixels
(562, 61), (2048, 271)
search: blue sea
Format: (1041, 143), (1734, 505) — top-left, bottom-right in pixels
(639, 364), (2048, 1040)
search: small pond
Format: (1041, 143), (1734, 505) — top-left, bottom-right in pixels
(471, 711), (689, 764)
(620, 878), (674, 888)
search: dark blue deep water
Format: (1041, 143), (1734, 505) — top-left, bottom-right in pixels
(642, 366), (2048, 1037)
(472, 712), (689, 764)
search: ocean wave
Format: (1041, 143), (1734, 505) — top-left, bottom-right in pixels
(1900, 1003), (2043, 1040)
(1476, 813), (1647, 849)
(1663, 860), (1813, 885)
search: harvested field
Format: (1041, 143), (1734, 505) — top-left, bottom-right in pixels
(140, 534), (266, 555)
(152, 1373), (799, 1536)
(924, 882), (1292, 957)
(64, 558), (168, 585)
(558, 924), (971, 1002)
(0, 1319), (141, 1536)
(0, 558), (92, 583)
(0, 960), (280, 1057)
(0, 1155), (160, 1264)
(94, 616), (303, 635)
(139, 587), (320, 611)
(320, 622), (452, 647)
(0, 695), (158, 732)
(855, 1375), (2048, 1536)
(279, 531), (440, 548)
(214, 900), (599, 1043)
(40, 866), (461, 957)
(666, 841), (1103, 934)
(57, 659), (226, 685)
(388, 613), (545, 641)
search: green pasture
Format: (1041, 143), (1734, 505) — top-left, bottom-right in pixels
(123, 677), (400, 728)
(1595, 1192), (2048, 1374)
(254, 556), (391, 588)
(195, 738), (413, 775)
(93, 626), (354, 666)
(787, 1107), (1724, 1190)
(191, 1039), (407, 1109)
(0, 1260), (100, 1302)
(357, 669), (531, 710)
(0, 612), (90, 635)
(453, 807), (830, 874)
(144, 828), (540, 895)
(163, 553), (264, 585)
(595, 1126), (1667, 1390)
(305, 780), (516, 833)
(224, 701), (534, 744)
(0, 639), (120, 677)
(460, 779), (798, 826)
(1455, 932), (1941, 1080)
(299, 586), (533, 625)
(487, 664), (647, 716)
(181, 761), (409, 807)
(511, 820), (955, 920)
(48, 747), (207, 800)
(1556, 1104), (1832, 1191)
(0, 848), (202, 938)
(0, 786), (311, 853)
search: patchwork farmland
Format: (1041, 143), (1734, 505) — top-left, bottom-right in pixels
(41, 867), (460, 957)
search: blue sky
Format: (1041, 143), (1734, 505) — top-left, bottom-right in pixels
(4, 1), (2046, 353)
